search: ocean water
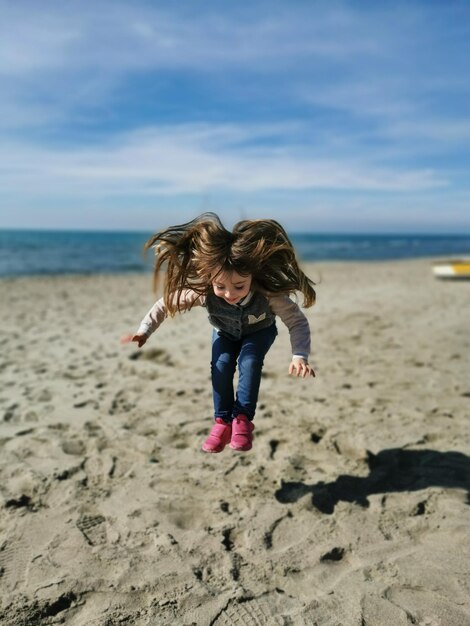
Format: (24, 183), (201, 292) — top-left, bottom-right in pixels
(0, 229), (469, 277)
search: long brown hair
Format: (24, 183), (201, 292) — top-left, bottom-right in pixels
(145, 212), (316, 316)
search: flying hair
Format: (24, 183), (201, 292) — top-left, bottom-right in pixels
(144, 212), (316, 316)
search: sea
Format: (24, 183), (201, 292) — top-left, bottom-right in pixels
(0, 229), (469, 277)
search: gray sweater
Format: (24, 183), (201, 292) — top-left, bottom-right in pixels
(137, 289), (311, 359)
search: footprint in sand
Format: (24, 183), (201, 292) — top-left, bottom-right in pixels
(310, 427), (326, 444)
(61, 439), (86, 456)
(0, 535), (33, 592)
(361, 594), (410, 626)
(301, 592), (361, 626)
(76, 514), (108, 546)
(83, 452), (116, 487)
(109, 390), (136, 415)
(385, 586), (470, 625)
(129, 347), (174, 366)
(213, 592), (299, 625)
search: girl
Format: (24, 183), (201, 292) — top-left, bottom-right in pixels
(123, 213), (315, 453)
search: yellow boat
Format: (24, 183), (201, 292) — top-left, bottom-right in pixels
(432, 259), (470, 279)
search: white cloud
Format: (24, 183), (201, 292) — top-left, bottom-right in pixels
(384, 119), (470, 144)
(0, 123), (447, 200)
(0, 2), (384, 75)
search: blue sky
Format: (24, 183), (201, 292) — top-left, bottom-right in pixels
(0, 0), (469, 232)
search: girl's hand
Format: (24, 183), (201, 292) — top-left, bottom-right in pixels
(120, 333), (148, 348)
(289, 358), (315, 379)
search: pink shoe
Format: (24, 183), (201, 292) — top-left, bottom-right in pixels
(202, 418), (232, 453)
(230, 415), (254, 451)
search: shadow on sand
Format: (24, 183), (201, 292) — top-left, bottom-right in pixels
(275, 448), (470, 514)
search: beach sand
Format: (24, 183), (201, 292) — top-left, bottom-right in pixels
(1, 259), (469, 625)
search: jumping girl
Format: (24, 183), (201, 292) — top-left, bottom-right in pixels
(123, 213), (315, 453)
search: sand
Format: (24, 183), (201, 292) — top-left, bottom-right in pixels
(0, 259), (469, 626)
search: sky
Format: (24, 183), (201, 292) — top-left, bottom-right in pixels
(0, 0), (469, 233)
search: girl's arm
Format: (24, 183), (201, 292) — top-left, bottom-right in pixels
(267, 294), (315, 378)
(121, 290), (204, 348)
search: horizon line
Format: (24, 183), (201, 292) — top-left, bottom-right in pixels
(1, 226), (470, 237)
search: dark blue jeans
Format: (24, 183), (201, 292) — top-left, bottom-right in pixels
(211, 323), (278, 422)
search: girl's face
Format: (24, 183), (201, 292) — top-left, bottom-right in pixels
(212, 270), (252, 304)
